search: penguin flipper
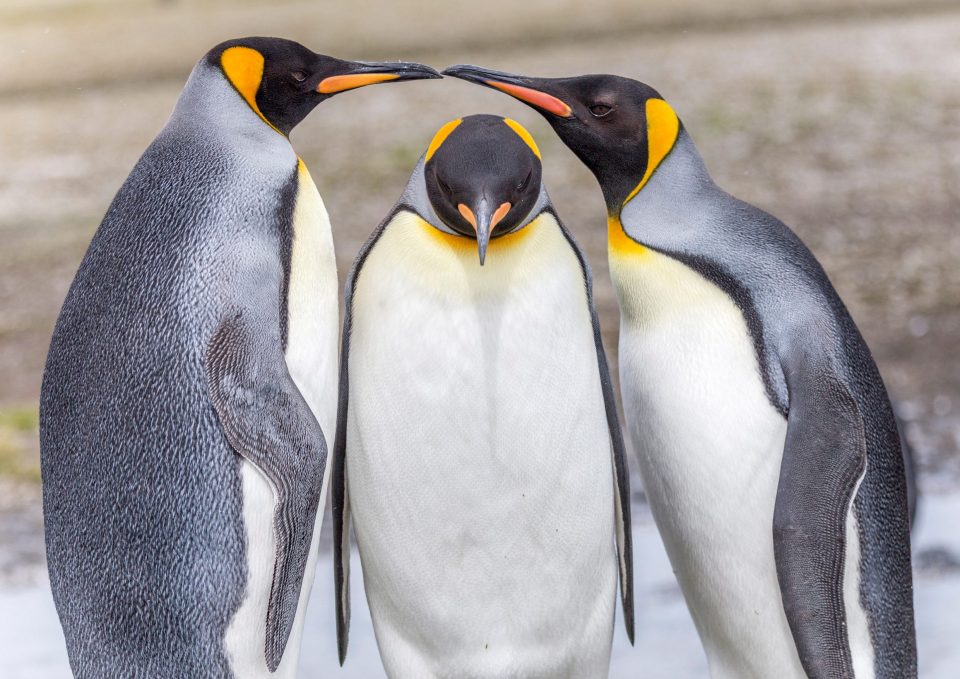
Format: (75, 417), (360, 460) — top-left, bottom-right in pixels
(205, 314), (326, 672)
(332, 436), (351, 666)
(332, 311), (353, 666)
(773, 364), (866, 677)
(332, 204), (400, 665)
(591, 289), (635, 646)
(892, 406), (919, 528)
(331, 263), (359, 665)
(556, 215), (635, 644)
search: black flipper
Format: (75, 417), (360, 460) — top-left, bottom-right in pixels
(555, 212), (635, 644)
(333, 206), (401, 665)
(206, 313), (326, 671)
(773, 356), (866, 678)
(892, 404), (919, 528)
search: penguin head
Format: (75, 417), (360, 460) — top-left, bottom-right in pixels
(422, 114), (543, 265)
(208, 37), (440, 136)
(443, 66), (680, 216)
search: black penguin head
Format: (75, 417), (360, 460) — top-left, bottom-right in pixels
(443, 66), (680, 216)
(423, 114), (543, 265)
(208, 37), (440, 136)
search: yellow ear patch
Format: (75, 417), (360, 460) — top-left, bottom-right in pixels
(623, 98), (680, 206)
(503, 118), (541, 159)
(220, 46), (281, 134)
(425, 118), (463, 162)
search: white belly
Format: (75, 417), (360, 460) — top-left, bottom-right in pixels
(284, 160), (340, 438)
(611, 244), (806, 679)
(225, 162), (339, 678)
(347, 212), (617, 679)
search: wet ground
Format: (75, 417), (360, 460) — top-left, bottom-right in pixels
(4, 492), (960, 678)
(2, 0), (958, 468)
(1, 0), (958, 675)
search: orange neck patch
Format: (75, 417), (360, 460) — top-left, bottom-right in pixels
(622, 98), (679, 207)
(419, 215), (533, 256)
(220, 46), (282, 135)
(608, 216), (649, 258)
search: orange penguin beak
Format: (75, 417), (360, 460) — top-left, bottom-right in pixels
(317, 60), (440, 95)
(442, 64), (573, 118)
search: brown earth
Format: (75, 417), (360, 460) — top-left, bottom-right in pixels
(1, 0), (958, 487)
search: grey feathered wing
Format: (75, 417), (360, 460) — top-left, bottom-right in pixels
(206, 313), (326, 671)
(773, 351), (867, 677)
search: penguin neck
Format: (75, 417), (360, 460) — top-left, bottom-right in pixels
(168, 60), (294, 158)
(606, 129), (720, 326)
(610, 129), (715, 253)
(397, 157), (450, 232)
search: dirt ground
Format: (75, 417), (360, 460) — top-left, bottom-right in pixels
(1, 0), (957, 484)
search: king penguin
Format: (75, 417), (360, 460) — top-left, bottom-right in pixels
(39, 37), (438, 678)
(332, 114), (634, 678)
(444, 66), (917, 678)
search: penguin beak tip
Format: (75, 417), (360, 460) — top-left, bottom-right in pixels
(442, 65), (573, 118)
(441, 64), (466, 77)
(386, 61), (442, 80)
(406, 65), (443, 81)
(442, 64), (500, 85)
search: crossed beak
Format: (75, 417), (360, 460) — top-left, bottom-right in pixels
(457, 198), (512, 265)
(442, 64), (573, 118)
(318, 60), (441, 94)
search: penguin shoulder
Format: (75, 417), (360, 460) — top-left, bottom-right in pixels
(537, 208), (594, 288)
(165, 59), (297, 170)
(345, 205), (415, 293)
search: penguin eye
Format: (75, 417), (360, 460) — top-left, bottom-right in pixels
(291, 71), (308, 83)
(437, 177), (452, 195)
(589, 103), (613, 118)
(517, 170), (532, 191)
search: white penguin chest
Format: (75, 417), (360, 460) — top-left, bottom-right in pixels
(284, 161), (339, 439)
(610, 243), (807, 677)
(610, 245), (788, 481)
(346, 212), (617, 677)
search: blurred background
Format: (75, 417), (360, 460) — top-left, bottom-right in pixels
(1, 0), (958, 676)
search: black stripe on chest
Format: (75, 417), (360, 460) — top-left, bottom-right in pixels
(275, 165), (299, 351)
(653, 248), (788, 417)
